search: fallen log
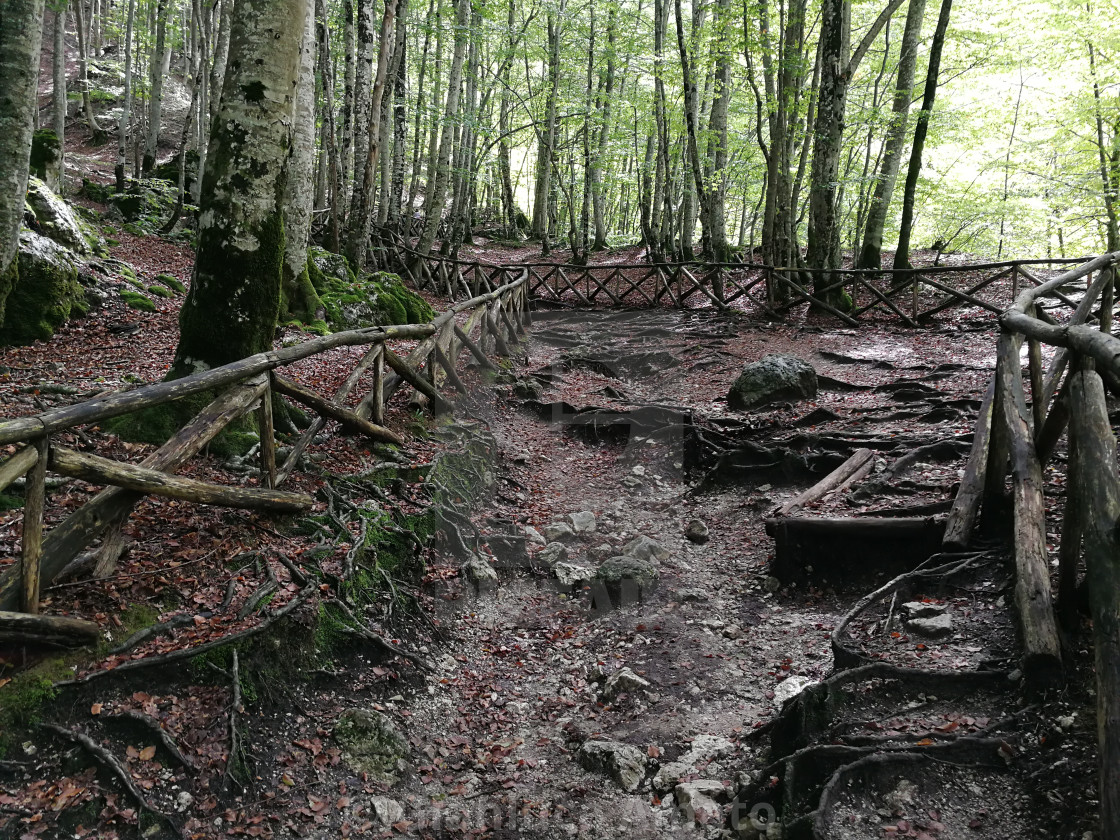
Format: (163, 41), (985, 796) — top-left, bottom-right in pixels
(776, 449), (874, 516)
(0, 610), (100, 647)
(48, 447), (313, 513)
(271, 373), (404, 445)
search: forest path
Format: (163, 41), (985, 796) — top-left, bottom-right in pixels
(352, 306), (1050, 838)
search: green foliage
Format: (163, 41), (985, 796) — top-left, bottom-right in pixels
(147, 284), (173, 298)
(0, 658), (72, 756)
(0, 237), (86, 345)
(301, 248), (433, 332)
(119, 289), (156, 311)
(155, 274), (186, 294)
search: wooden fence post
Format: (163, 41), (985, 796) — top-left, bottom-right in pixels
(369, 346), (385, 425)
(22, 437), (49, 614)
(258, 377), (277, 489)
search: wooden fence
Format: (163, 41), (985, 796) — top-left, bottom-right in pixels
(939, 251), (1120, 837)
(0, 271), (529, 628)
(385, 236), (1096, 327)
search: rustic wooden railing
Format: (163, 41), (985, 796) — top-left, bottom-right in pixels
(0, 271), (529, 627)
(940, 251), (1120, 837)
(386, 233), (1096, 326)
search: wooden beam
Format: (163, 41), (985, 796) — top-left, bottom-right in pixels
(382, 346), (451, 413)
(258, 380), (277, 489)
(271, 373), (404, 445)
(0, 377), (269, 611)
(22, 438), (48, 614)
(943, 377), (996, 551)
(0, 610), (100, 647)
(0, 445), (39, 494)
(776, 449), (874, 516)
(996, 332), (1062, 685)
(1068, 367), (1120, 839)
(48, 447), (314, 513)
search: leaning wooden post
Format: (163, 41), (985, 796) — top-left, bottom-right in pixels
(22, 437), (49, 615)
(1067, 366), (1120, 840)
(996, 331), (1063, 686)
(1027, 305), (1045, 432)
(1057, 407), (1083, 631)
(911, 270), (919, 320)
(1011, 263), (1019, 302)
(489, 304), (511, 356)
(1102, 265), (1115, 335)
(258, 377), (278, 489)
(369, 345), (385, 425)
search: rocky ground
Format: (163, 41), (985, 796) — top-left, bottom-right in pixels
(0, 242), (1104, 840)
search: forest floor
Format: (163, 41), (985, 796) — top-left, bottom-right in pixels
(0, 199), (1105, 840)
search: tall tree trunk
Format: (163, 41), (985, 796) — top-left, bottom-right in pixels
(345, 0), (375, 262)
(143, 0), (170, 175)
(281, 0), (319, 323)
(377, 2), (408, 226)
(73, 0), (102, 136)
(805, 0), (905, 302)
(52, 5), (67, 193)
(446, 1), (478, 254)
(650, 0), (671, 261)
(114, 0), (136, 191)
(531, 2), (564, 249)
(171, 0), (309, 377)
(706, 0), (732, 263)
(190, 0), (212, 205)
(0, 0), (45, 289)
(421, 0), (445, 216)
(590, 6), (617, 251)
(209, 0), (231, 128)
(415, 0), (468, 257)
(315, 0), (343, 251)
(895, 0), (952, 269)
(406, 0), (436, 214)
(340, 0), (356, 216)
(855, 0), (919, 266)
(348, 0), (399, 268)
(674, 0), (711, 260)
(497, 0), (517, 238)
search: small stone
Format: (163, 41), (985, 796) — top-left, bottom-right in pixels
(675, 780), (727, 824)
(370, 796), (404, 826)
(578, 739), (647, 792)
(1008, 669), (1023, 682)
(906, 613), (953, 637)
(722, 623), (742, 640)
(902, 601), (946, 619)
(543, 522), (577, 542)
(1058, 714), (1077, 730)
(632, 465), (647, 476)
(622, 535), (670, 562)
(568, 511), (598, 534)
(757, 483), (772, 492)
(538, 542), (568, 567)
(677, 587), (708, 603)
(652, 761), (690, 792)
(621, 476), (643, 488)
(589, 543), (615, 561)
(523, 525), (546, 546)
(601, 667), (651, 702)
(512, 451), (531, 464)
(884, 779), (917, 813)
(684, 519), (709, 544)
(175, 791), (194, 812)
(552, 562), (593, 588)
(762, 575), (782, 593)
(461, 555), (498, 586)
(596, 555), (659, 597)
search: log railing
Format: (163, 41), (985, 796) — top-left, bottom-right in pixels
(389, 239), (1097, 327)
(942, 251), (1120, 837)
(0, 271), (530, 619)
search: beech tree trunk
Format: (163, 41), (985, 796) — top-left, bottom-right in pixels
(170, 0), (309, 377)
(0, 0), (45, 286)
(142, 0), (170, 175)
(51, 5), (66, 193)
(895, 0), (952, 268)
(114, 0), (136, 191)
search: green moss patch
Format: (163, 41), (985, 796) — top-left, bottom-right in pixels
(107, 179), (182, 234)
(154, 273), (186, 294)
(147, 284), (173, 298)
(119, 290), (156, 311)
(301, 248), (433, 332)
(0, 231), (86, 345)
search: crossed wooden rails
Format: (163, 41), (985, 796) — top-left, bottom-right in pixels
(389, 239), (1095, 326)
(931, 251), (1120, 836)
(0, 271), (529, 634)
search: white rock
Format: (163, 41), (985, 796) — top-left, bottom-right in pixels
(674, 780), (727, 823)
(538, 542), (568, 567)
(552, 562), (593, 588)
(906, 613), (953, 637)
(461, 555), (498, 584)
(622, 535), (670, 562)
(902, 601), (946, 618)
(175, 790), (194, 812)
(568, 511), (597, 534)
(578, 740), (647, 792)
(601, 667), (651, 701)
(524, 525), (546, 546)
(773, 675), (817, 707)
(371, 796), (404, 826)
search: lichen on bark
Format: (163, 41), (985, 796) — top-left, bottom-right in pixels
(168, 0), (309, 379)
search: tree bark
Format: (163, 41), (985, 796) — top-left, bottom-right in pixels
(51, 5), (67, 192)
(142, 0), (170, 175)
(0, 0), (45, 285)
(895, 0), (952, 269)
(170, 0), (310, 377)
(857, 0), (925, 269)
(114, 0), (136, 191)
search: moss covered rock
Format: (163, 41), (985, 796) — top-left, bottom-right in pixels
(107, 178), (182, 232)
(306, 248), (433, 331)
(333, 708), (408, 781)
(0, 231), (86, 345)
(29, 130), (62, 191)
(25, 177), (88, 254)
